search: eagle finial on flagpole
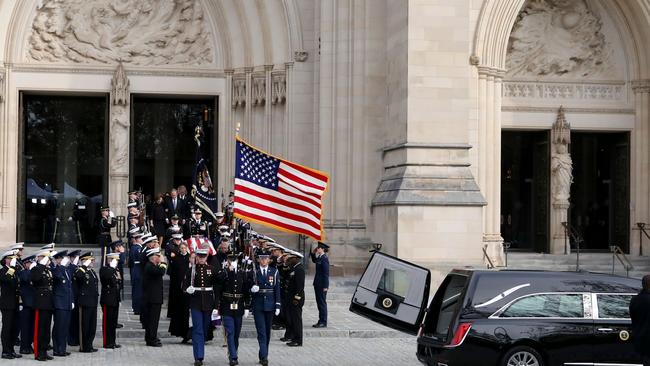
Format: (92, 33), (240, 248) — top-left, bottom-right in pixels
(236, 122), (241, 138)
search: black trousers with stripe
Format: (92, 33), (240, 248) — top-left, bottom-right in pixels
(102, 305), (119, 347)
(34, 309), (52, 359)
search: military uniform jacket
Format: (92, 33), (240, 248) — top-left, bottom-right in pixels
(100, 266), (122, 307)
(74, 266), (99, 307)
(310, 253), (330, 288)
(18, 267), (34, 308)
(99, 217), (117, 235)
(182, 263), (219, 312)
(67, 264), (79, 302)
(251, 266), (281, 312)
(190, 218), (210, 237)
(143, 261), (167, 304)
(0, 265), (20, 310)
(214, 267), (252, 316)
(286, 263), (305, 306)
(30, 263), (54, 310)
(52, 265), (73, 311)
(129, 244), (143, 269)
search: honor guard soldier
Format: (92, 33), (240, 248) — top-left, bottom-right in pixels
(31, 249), (54, 361)
(129, 230), (144, 316)
(183, 248), (220, 366)
(214, 250), (253, 366)
(66, 250), (81, 347)
(100, 253), (122, 349)
(311, 242), (330, 328)
(10, 243), (25, 269)
(251, 251), (281, 366)
(283, 251), (305, 347)
(1, 250), (22, 359)
(74, 252), (99, 353)
(51, 250), (72, 357)
(143, 247), (167, 347)
(98, 205), (116, 264)
(18, 255), (36, 355)
(190, 209), (210, 237)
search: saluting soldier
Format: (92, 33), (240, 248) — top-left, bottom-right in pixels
(139, 234), (157, 328)
(143, 247), (167, 347)
(251, 251), (281, 366)
(98, 205), (116, 264)
(283, 252), (305, 347)
(18, 255), (36, 355)
(74, 252), (99, 353)
(182, 248), (220, 366)
(214, 250), (253, 366)
(51, 250), (72, 357)
(129, 230), (144, 316)
(66, 250), (81, 348)
(310, 242), (330, 328)
(190, 209), (210, 237)
(1, 250), (22, 360)
(30, 249), (54, 361)
(168, 237), (191, 342)
(100, 253), (122, 349)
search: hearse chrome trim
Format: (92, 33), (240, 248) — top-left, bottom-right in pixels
(475, 283), (531, 308)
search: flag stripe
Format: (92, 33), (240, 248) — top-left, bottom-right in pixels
(235, 184), (321, 223)
(278, 181), (322, 208)
(278, 172), (325, 196)
(235, 196), (321, 232)
(234, 202), (321, 238)
(279, 162), (327, 189)
(236, 179), (322, 214)
(281, 159), (329, 183)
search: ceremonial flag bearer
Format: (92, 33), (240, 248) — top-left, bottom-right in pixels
(251, 251), (281, 366)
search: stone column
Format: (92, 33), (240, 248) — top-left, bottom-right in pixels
(477, 66), (505, 265)
(632, 80), (650, 256)
(218, 69), (235, 195)
(108, 63), (130, 219)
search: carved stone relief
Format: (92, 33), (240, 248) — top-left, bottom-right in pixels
(232, 79), (246, 109)
(506, 0), (617, 79)
(109, 64), (130, 175)
(503, 81), (626, 101)
(251, 77), (266, 106)
(271, 74), (286, 105)
(27, 0), (213, 66)
(111, 62), (129, 105)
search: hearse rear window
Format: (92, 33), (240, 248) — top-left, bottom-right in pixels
(596, 294), (633, 319)
(500, 294), (584, 318)
(423, 274), (468, 342)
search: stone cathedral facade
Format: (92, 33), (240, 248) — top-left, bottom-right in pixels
(1, 0), (649, 274)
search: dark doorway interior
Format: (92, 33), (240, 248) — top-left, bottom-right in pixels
(130, 96), (217, 201)
(501, 130), (550, 252)
(570, 132), (630, 252)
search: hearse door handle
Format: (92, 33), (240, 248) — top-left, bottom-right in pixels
(597, 328), (614, 333)
(353, 298), (367, 306)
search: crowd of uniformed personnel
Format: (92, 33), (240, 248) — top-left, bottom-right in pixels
(0, 189), (330, 366)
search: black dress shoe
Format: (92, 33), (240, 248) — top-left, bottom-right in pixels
(259, 359), (268, 366)
(53, 352), (67, 357)
(47, 345), (53, 350)
(46, 355), (54, 360)
(287, 341), (302, 347)
(116, 323), (124, 328)
(312, 323), (327, 328)
(181, 337), (190, 344)
(229, 360), (238, 366)
(146, 342), (163, 347)
(68, 343), (79, 347)
(1, 353), (15, 359)
(279, 337), (289, 342)
(194, 360), (203, 366)
(271, 324), (284, 330)
(20, 348), (33, 355)
(11, 352), (22, 358)
(36, 356), (47, 361)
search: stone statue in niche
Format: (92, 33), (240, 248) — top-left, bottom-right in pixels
(28, 0), (213, 66)
(506, 0), (614, 79)
(110, 105), (129, 174)
(551, 107), (572, 204)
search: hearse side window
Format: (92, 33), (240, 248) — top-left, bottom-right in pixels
(596, 294), (633, 319)
(377, 268), (409, 299)
(500, 294), (584, 318)
(422, 274), (468, 342)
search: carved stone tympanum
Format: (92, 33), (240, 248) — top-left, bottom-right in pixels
(28, 0), (213, 66)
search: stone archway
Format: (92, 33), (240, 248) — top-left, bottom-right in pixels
(472, 0), (650, 257)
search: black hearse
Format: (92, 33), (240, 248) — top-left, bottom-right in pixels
(350, 252), (642, 366)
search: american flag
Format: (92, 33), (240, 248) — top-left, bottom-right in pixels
(186, 237), (216, 256)
(234, 138), (329, 241)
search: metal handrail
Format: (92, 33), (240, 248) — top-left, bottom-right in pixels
(482, 245), (495, 269)
(635, 223), (650, 256)
(610, 245), (634, 277)
(562, 222), (583, 271)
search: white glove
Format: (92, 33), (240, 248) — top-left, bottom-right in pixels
(9, 258), (17, 267)
(186, 286), (196, 295)
(275, 309), (280, 316)
(19, 305), (23, 311)
(244, 309), (250, 318)
(71, 303), (75, 310)
(251, 285), (260, 293)
(39, 257), (49, 266)
(109, 210), (115, 218)
(211, 309), (219, 319)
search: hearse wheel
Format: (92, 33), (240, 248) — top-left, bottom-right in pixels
(502, 345), (544, 366)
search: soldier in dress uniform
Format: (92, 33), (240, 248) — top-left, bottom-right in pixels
(74, 252), (99, 353)
(139, 234), (157, 328)
(165, 214), (183, 243)
(100, 253), (122, 349)
(143, 247), (167, 347)
(190, 209), (210, 237)
(283, 251), (305, 347)
(18, 255), (36, 355)
(51, 250), (72, 357)
(250, 251), (281, 366)
(183, 248), (221, 366)
(66, 250), (81, 348)
(128, 230), (144, 316)
(98, 205), (116, 265)
(30, 249), (54, 361)
(214, 250), (253, 366)
(1, 250), (22, 360)
(310, 242), (330, 328)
